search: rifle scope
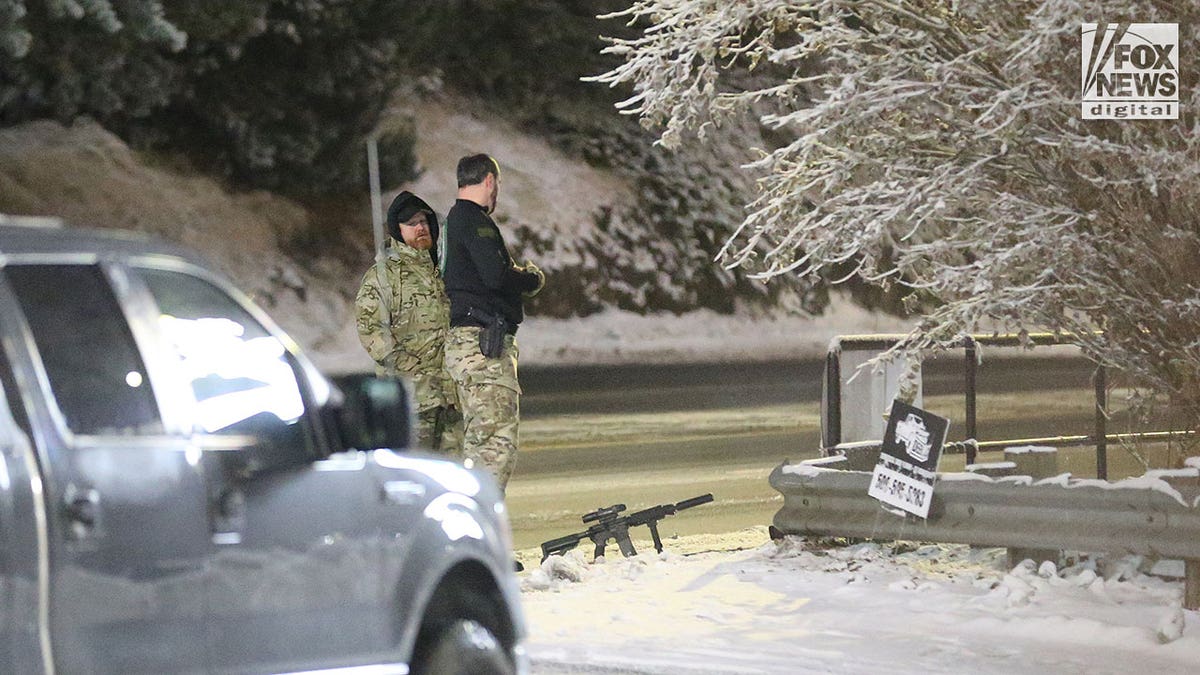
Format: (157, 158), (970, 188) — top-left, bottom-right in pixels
(582, 504), (626, 523)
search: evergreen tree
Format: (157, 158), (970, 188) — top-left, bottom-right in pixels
(1, 0), (184, 125)
(1, 0), (421, 195)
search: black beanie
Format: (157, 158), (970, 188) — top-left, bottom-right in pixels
(385, 191), (440, 264)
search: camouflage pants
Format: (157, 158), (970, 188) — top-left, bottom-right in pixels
(415, 405), (464, 457)
(444, 326), (520, 490)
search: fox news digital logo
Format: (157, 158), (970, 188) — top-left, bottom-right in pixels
(1081, 23), (1178, 120)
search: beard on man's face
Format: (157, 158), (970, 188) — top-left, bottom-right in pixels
(487, 183), (499, 214)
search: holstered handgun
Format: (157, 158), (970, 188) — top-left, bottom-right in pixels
(467, 306), (507, 358)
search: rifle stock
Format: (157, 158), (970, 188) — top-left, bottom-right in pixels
(540, 533), (585, 561)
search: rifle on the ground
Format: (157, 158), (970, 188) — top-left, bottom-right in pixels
(539, 493), (714, 562)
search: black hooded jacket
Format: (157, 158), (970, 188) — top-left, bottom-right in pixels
(442, 198), (540, 333)
(386, 191), (440, 266)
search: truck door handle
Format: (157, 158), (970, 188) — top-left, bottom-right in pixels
(210, 487), (246, 544)
(64, 487), (100, 529)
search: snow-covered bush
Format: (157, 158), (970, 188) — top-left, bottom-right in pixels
(591, 0), (1200, 431)
(509, 116), (827, 318)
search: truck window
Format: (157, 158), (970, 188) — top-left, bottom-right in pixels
(131, 268), (308, 444)
(6, 264), (162, 436)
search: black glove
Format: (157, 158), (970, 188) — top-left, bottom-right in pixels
(520, 260), (546, 298)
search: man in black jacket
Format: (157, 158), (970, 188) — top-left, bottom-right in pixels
(442, 153), (544, 491)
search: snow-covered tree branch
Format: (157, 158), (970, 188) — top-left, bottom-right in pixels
(592, 0), (1200, 431)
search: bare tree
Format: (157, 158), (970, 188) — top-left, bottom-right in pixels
(591, 0), (1200, 434)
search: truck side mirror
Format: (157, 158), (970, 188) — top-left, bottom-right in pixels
(329, 374), (415, 451)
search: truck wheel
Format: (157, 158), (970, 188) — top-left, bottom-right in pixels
(414, 618), (513, 675)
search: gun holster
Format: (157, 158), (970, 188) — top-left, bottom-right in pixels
(468, 307), (508, 359)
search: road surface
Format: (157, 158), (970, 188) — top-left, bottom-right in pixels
(506, 356), (1116, 552)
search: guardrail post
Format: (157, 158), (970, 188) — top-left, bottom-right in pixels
(1095, 365), (1108, 480)
(1004, 446), (1060, 569)
(1004, 445), (1059, 479)
(822, 350), (842, 452)
(1187, 561), (1200, 610)
(964, 337), (977, 462)
(965, 460), (1015, 478)
(839, 443), (882, 472)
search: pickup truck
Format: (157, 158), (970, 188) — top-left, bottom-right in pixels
(894, 413), (932, 462)
(0, 218), (527, 674)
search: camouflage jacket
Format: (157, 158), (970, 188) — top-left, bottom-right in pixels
(355, 239), (455, 412)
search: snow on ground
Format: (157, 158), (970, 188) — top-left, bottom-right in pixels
(519, 529), (1200, 674)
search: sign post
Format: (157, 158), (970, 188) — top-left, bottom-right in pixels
(868, 400), (950, 518)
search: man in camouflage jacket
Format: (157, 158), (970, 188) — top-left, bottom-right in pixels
(356, 191), (462, 453)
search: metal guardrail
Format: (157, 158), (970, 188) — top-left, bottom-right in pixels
(834, 431), (1197, 462)
(823, 333), (1192, 479)
(770, 462), (1200, 608)
(805, 332), (1200, 606)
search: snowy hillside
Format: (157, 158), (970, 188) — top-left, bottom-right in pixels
(0, 113), (913, 373)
